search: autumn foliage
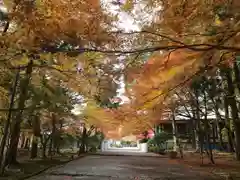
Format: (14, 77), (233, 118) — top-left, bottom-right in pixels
(80, 0), (239, 138)
(0, 0), (240, 169)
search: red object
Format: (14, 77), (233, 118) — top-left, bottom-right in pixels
(136, 129), (154, 139)
(147, 129), (154, 138)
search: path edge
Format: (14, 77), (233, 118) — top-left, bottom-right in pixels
(19, 154), (88, 180)
(88, 152), (167, 158)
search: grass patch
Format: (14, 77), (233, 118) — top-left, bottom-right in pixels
(0, 154), (75, 180)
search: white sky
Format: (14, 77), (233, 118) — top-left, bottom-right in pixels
(73, 0), (161, 113)
(102, 0), (161, 32)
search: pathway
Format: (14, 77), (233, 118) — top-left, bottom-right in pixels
(27, 154), (223, 180)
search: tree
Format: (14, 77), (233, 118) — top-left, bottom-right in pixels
(0, 0), (240, 174)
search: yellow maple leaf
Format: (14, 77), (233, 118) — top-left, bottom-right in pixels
(52, 65), (63, 71)
(11, 55), (29, 66)
(121, 0), (133, 11)
(3, 0), (14, 9)
(215, 15), (222, 26)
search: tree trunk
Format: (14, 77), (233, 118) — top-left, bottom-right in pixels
(0, 69), (20, 174)
(171, 111), (178, 152)
(233, 61), (240, 92)
(24, 138), (30, 149)
(218, 126), (224, 151)
(221, 67), (235, 152)
(212, 123), (216, 149)
(48, 138), (52, 157)
(190, 113), (197, 149)
(30, 116), (41, 159)
(203, 89), (215, 164)
(20, 133), (25, 148)
(224, 68), (240, 160)
(224, 96), (235, 152)
(205, 128), (215, 164)
(56, 121), (63, 154)
(6, 60), (33, 166)
(193, 89), (202, 153)
(40, 135), (50, 159)
(48, 113), (56, 158)
(78, 126), (87, 155)
(42, 143), (47, 159)
(30, 137), (38, 159)
(212, 99), (225, 150)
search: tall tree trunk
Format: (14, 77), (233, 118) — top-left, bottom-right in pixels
(49, 113), (56, 158)
(190, 105), (199, 150)
(30, 135), (37, 159)
(212, 123), (216, 149)
(171, 110), (178, 152)
(224, 68), (240, 160)
(190, 118), (197, 149)
(20, 133), (25, 148)
(6, 60), (33, 166)
(40, 135), (50, 159)
(30, 115), (41, 159)
(233, 61), (240, 92)
(24, 138), (30, 149)
(42, 143), (47, 159)
(205, 125), (215, 164)
(224, 96), (235, 152)
(48, 138), (52, 157)
(213, 101), (225, 150)
(78, 126), (87, 155)
(203, 90), (215, 164)
(172, 110), (183, 158)
(208, 78), (224, 151)
(218, 126), (224, 151)
(0, 69), (20, 174)
(56, 121), (63, 154)
(193, 89), (202, 153)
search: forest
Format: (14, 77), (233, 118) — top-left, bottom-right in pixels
(0, 0), (240, 179)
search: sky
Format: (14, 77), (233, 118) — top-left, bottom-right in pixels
(102, 0), (140, 31)
(101, 0), (161, 102)
(102, 0), (162, 32)
(72, 1), (136, 114)
(109, 1), (161, 104)
(73, 1), (155, 138)
(73, 0), (162, 112)
(100, 0), (140, 104)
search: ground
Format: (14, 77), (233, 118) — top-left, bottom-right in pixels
(0, 149), (78, 180)
(28, 153), (224, 180)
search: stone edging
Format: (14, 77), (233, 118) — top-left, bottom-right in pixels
(19, 154), (87, 180)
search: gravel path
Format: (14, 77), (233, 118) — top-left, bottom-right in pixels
(27, 154), (223, 180)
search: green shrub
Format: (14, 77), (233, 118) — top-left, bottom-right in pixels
(149, 132), (170, 147)
(148, 146), (158, 152)
(148, 131), (171, 154)
(139, 138), (149, 143)
(89, 146), (97, 152)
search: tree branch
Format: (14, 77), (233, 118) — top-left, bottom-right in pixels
(138, 52), (228, 108)
(44, 44), (240, 55)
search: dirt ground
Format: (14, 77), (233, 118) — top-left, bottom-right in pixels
(175, 151), (240, 179)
